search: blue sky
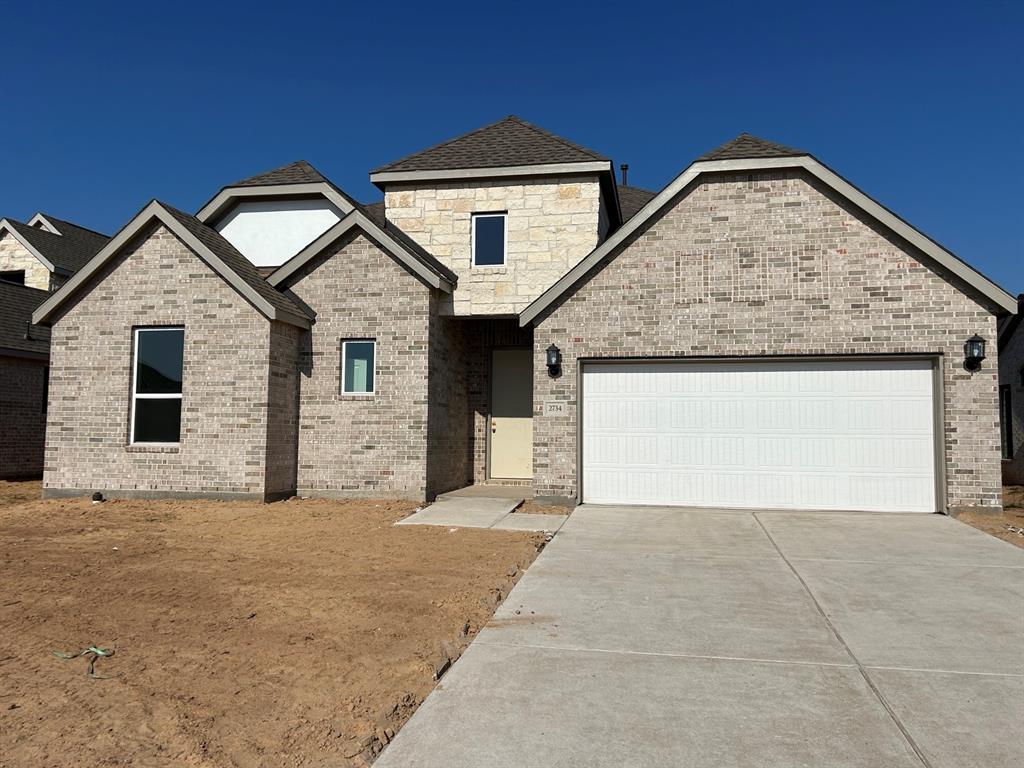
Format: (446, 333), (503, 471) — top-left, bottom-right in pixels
(2, 0), (1020, 292)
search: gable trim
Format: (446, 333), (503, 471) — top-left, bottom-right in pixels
(32, 201), (311, 328)
(519, 155), (1018, 326)
(0, 219), (57, 274)
(266, 210), (455, 292)
(369, 161), (612, 186)
(196, 183), (356, 224)
(27, 213), (61, 234)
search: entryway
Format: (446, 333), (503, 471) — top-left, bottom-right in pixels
(489, 348), (533, 480)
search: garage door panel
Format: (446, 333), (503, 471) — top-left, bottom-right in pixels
(581, 360), (937, 513)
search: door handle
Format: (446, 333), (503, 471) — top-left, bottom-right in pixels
(491, 420), (497, 433)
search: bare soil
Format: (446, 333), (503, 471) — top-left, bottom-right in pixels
(957, 487), (1024, 549)
(515, 499), (573, 515)
(0, 481), (544, 767)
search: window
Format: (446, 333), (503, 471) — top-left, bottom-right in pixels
(0, 270), (25, 285)
(341, 340), (375, 395)
(471, 212), (507, 267)
(1000, 385), (1013, 460)
(130, 327), (184, 443)
(42, 366), (49, 415)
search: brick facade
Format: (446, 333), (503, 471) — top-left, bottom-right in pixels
(0, 231), (51, 290)
(42, 224), (295, 500)
(999, 322), (1024, 485)
(532, 171), (1002, 513)
(0, 355), (47, 477)
(384, 176), (606, 315)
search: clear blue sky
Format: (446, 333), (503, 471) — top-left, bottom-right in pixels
(2, 0), (1020, 292)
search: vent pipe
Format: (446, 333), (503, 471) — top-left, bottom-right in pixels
(620, 163), (629, 186)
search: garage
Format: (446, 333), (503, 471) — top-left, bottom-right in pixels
(581, 359), (939, 512)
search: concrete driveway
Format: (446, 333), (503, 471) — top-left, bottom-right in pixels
(376, 506), (1024, 768)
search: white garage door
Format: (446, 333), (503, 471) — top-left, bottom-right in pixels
(581, 359), (937, 512)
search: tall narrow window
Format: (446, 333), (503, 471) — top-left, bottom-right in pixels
(131, 327), (184, 443)
(341, 339), (375, 395)
(471, 212), (507, 267)
(1000, 384), (1013, 459)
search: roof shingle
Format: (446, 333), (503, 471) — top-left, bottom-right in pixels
(698, 133), (808, 162)
(617, 185), (658, 221)
(373, 115), (609, 174)
(6, 217), (109, 275)
(229, 160), (330, 187)
(0, 281), (51, 355)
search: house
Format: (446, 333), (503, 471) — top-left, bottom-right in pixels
(31, 116), (1017, 514)
(998, 295), (1024, 485)
(0, 214), (109, 478)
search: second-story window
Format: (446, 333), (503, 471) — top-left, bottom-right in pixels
(472, 212), (507, 267)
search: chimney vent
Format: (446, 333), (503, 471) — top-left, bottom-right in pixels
(620, 163), (629, 186)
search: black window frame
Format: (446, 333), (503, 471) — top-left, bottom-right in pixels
(471, 211), (507, 267)
(130, 326), (185, 444)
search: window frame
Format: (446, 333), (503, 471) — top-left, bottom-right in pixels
(129, 326), (185, 445)
(1000, 384), (1013, 460)
(340, 338), (376, 396)
(470, 211), (508, 268)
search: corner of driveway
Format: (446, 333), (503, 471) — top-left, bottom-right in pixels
(376, 506), (1024, 768)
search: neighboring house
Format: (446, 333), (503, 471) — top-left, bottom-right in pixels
(0, 214), (109, 478)
(998, 295), (1024, 485)
(31, 116), (1017, 514)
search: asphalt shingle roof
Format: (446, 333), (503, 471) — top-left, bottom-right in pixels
(0, 281), (51, 354)
(357, 201), (458, 285)
(230, 160), (330, 187)
(373, 115), (610, 173)
(159, 203), (313, 321)
(617, 185), (658, 221)
(6, 217), (109, 275)
(698, 133), (808, 161)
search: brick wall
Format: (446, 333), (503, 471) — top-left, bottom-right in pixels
(0, 355), (47, 477)
(425, 310), (472, 496)
(285, 231), (434, 499)
(385, 176), (604, 315)
(532, 170), (1002, 513)
(0, 231), (50, 291)
(265, 322), (302, 496)
(43, 223), (284, 499)
(999, 324), (1024, 485)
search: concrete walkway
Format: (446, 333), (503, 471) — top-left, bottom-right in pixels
(377, 506), (1024, 768)
(397, 495), (568, 533)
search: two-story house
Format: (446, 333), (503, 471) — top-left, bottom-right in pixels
(31, 116), (1016, 514)
(0, 213), (108, 477)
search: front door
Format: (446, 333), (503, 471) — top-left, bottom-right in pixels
(490, 348), (533, 479)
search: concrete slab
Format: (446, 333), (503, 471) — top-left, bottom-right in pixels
(491, 512), (567, 532)
(795, 559), (1024, 674)
(475, 546), (851, 664)
(556, 505), (780, 559)
(758, 511), (1024, 567)
(375, 643), (922, 768)
(437, 484), (532, 500)
(396, 497), (521, 528)
(867, 668), (1024, 768)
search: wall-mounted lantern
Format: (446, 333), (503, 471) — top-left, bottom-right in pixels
(546, 344), (562, 376)
(963, 335), (986, 372)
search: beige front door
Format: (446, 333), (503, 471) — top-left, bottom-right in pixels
(489, 348), (533, 479)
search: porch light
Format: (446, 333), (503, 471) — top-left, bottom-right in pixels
(963, 335), (986, 372)
(546, 344), (562, 376)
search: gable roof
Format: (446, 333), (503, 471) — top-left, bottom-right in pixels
(520, 139), (1018, 325)
(33, 201), (312, 328)
(0, 216), (109, 275)
(0, 281), (50, 357)
(617, 185), (658, 221)
(697, 133), (808, 161)
(267, 202), (457, 291)
(372, 115), (609, 175)
(230, 160), (331, 187)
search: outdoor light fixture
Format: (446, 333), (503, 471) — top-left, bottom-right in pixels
(963, 335), (986, 372)
(546, 344), (562, 376)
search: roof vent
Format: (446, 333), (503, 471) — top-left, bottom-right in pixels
(620, 163), (629, 186)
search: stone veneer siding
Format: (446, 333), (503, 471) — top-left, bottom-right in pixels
(0, 355), (47, 477)
(999, 324), (1024, 485)
(385, 176), (604, 315)
(532, 170), (1002, 513)
(43, 224), (293, 500)
(0, 231), (51, 291)
(285, 232), (436, 500)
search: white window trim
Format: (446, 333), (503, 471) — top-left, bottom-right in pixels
(341, 339), (376, 396)
(129, 327), (184, 445)
(471, 212), (508, 268)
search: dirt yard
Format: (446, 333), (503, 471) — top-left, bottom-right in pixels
(957, 486), (1024, 549)
(0, 481), (544, 767)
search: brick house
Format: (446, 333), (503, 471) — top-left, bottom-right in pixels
(998, 295), (1024, 485)
(1, 214), (109, 477)
(32, 117), (1017, 513)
